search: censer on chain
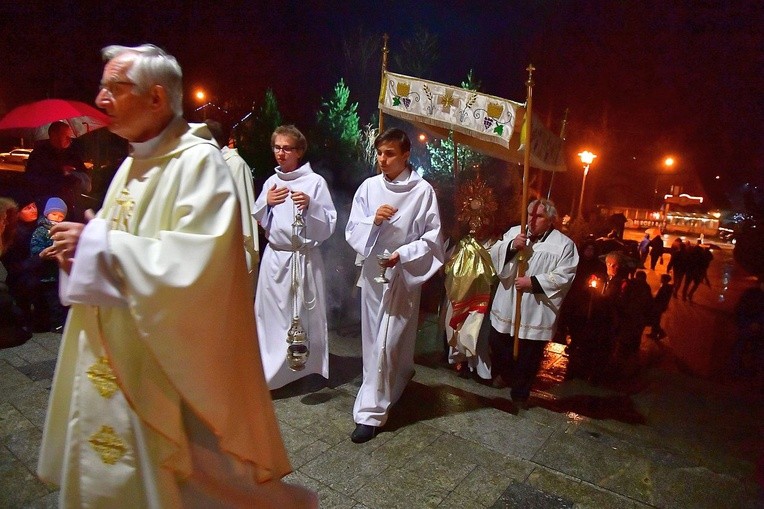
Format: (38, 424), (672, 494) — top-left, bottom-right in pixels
(286, 205), (309, 371)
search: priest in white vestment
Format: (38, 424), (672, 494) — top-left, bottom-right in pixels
(345, 128), (444, 443)
(488, 198), (578, 404)
(37, 44), (316, 508)
(254, 125), (337, 390)
(206, 119), (260, 296)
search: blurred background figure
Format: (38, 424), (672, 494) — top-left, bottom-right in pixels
(648, 273), (673, 340)
(0, 189), (46, 332)
(0, 196), (32, 348)
(562, 238), (607, 380)
(206, 119), (260, 295)
(729, 276), (764, 378)
(667, 238), (687, 298)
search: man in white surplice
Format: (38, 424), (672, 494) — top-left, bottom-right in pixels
(37, 44), (316, 508)
(488, 198), (578, 404)
(253, 125), (336, 390)
(346, 128), (444, 443)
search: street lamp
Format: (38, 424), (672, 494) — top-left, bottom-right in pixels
(194, 89), (209, 120)
(577, 150), (596, 218)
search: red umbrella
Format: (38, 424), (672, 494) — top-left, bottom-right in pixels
(0, 99), (109, 140)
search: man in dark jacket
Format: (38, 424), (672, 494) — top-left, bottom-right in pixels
(24, 121), (91, 222)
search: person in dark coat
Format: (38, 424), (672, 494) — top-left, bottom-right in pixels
(0, 196), (33, 348)
(648, 234), (665, 270)
(608, 212), (627, 240)
(666, 238), (687, 297)
(582, 250), (630, 383)
(729, 277), (764, 377)
(0, 188), (47, 331)
(561, 239), (607, 379)
(648, 274), (673, 339)
(682, 240), (712, 301)
(610, 270), (652, 378)
(24, 121), (91, 223)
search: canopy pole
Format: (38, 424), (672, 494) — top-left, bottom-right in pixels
(546, 107), (568, 200)
(378, 33), (389, 135)
(512, 63), (535, 360)
(452, 131), (459, 178)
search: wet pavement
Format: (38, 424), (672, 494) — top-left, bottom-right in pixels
(1, 229), (763, 508)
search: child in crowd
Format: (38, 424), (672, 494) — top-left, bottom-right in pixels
(649, 273), (673, 340)
(29, 197), (68, 331)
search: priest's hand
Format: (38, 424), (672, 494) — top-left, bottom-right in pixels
(291, 190), (310, 211)
(512, 233), (528, 250)
(267, 184), (289, 206)
(40, 209), (95, 274)
(374, 204), (397, 226)
(514, 275), (532, 292)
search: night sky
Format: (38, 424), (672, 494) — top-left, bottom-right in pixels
(1, 1), (761, 210)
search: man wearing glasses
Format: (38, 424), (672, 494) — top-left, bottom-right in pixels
(37, 44), (316, 508)
(253, 125), (337, 390)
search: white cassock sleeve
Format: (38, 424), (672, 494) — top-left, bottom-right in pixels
(345, 185), (382, 258)
(59, 218), (127, 307)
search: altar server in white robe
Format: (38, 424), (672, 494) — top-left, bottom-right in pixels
(254, 125), (337, 390)
(206, 119), (260, 295)
(37, 44), (316, 508)
(488, 198), (578, 404)
(346, 128), (444, 443)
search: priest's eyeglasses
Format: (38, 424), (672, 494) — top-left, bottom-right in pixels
(98, 80), (136, 99)
(272, 145), (296, 154)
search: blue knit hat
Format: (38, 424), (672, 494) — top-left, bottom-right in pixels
(43, 197), (67, 218)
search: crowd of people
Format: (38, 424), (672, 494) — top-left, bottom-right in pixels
(0, 42), (756, 507)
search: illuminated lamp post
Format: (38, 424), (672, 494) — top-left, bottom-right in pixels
(194, 89), (208, 120)
(577, 150), (597, 219)
(662, 156), (676, 219)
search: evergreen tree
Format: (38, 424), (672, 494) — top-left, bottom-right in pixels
(342, 27), (383, 121)
(461, 69), (481, 92)
(392, 27), (439, 79)
(310, 79), (364, 192)
(236, 88), (282, 184)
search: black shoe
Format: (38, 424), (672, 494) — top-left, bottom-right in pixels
(512, 396), (530, 410)
(492, 374), (509, 389)
(351, 424), (378, 443)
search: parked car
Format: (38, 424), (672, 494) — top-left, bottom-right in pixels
(0, 148), (32, 172)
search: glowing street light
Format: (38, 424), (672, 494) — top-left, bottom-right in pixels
(664, 156), (675, 168)
(577, 150), (597, 218)
(195, 89), (206, 102)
